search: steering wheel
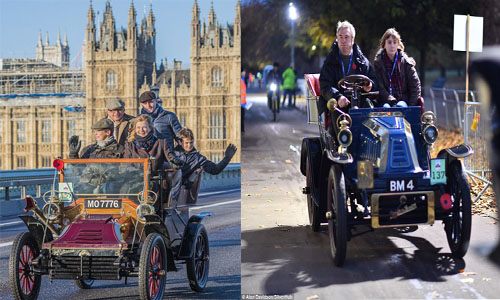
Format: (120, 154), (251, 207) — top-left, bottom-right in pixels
(338, 74), (373, 90)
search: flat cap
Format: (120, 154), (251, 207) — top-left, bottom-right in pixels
(106, 98), (125, 110)
(139, 91), (157, 103)
(91, 118), (114, 131)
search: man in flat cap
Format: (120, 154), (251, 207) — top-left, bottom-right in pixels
(139, 91), (182, 153)
(69, 119), (124, 159)
(104, 98), (134, 146)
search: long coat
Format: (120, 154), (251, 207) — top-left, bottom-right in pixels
(140, 105), (182, 153)
(124, 138), (172, 172)
(71, 138), (124, 159)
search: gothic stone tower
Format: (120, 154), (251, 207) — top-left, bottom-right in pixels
(36, 31), (70, 69)
(189, 0), (241, 162)
(84, 1), (155, 142)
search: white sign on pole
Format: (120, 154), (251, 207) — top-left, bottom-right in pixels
(453, 15), (483, 52)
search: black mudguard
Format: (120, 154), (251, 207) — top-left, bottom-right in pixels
(437, 143), (474, 166)
(176, 212), (212, 260)
(300, 137), (322, 176)
(18, 215), (53, 249)
(143, 215), (176, 271)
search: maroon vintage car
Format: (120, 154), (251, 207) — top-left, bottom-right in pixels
(9, 158), (211, 300)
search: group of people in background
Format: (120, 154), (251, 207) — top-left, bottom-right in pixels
(68, 90), (237, 210)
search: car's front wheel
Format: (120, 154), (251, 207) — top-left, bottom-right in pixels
(75, 279), (94, 289)
(327, 165), (348, 267)
(445, 160), (472, 258)
(139, 233), (167, 300)
(9, 232), (42, 300)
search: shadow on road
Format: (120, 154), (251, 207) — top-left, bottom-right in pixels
(242, 224), (465, 295)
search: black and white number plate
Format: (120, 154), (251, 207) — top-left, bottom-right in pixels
(387, 179), (416, 192)
(84, 199), (122, 209)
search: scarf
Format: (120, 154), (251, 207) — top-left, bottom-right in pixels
(134, 131), (156, 152)
(146, 104), (165, 121)
(383, 50), (403, 101)
(96, 135), (116, 148)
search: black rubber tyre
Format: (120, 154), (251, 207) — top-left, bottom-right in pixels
(9, 232), (42, 300)
(327, 165), (348, 267)
(75, 279), (94, 289)
(445, 160), (472, 258)
(186, 224), (210, 292)
(139, 233), (167, 300)
(273, 96), (277, 122)
(306, 157), (320, 232)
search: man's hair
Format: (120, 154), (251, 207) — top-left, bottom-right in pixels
(336, 20), (356, 40)
(379, 28), (405, 52)
(178, 127), (194, 141)
(128, 114), (154, 142)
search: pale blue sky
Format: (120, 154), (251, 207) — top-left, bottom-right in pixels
(0, 0), (238, 68)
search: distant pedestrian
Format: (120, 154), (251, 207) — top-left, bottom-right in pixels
(282, 66), (296, 107)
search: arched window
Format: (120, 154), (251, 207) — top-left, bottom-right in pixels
(211, 67), (223, 87)
(106, 70), (117, 89)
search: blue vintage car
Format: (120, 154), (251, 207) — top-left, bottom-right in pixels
(301, 74), (473, 267)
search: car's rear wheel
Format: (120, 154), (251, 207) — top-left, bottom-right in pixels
(75, 279), (94, 289)
(327, 165), (348, 267)
(186, 224), (210, 292)
(445, 160), (472, 258)
(139, 233), (167, 300)
(9, 232), (41, 300)
(306, 157), (320, 232)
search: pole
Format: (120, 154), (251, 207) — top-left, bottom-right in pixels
(291, 20), (295, 69)
(465, 14), (470, 102)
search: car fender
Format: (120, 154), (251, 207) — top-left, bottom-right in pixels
(300, 137), (321, 176)
(437, 143), (474, 165)
(177, 212), (212, 259)
(143, 215), (176, 271)
(18, 215), (54, 249)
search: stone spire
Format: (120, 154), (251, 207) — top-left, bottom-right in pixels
(208, 1), (216, 25)
(63, 32), (68, 47)
(45, 32), (49, 46)
(37, 30), (43, 46)
(87, 0), (95, 27)
(128, 0), (136, 25)
(56, 30), (61, 46)
(192, 0), (200, 22)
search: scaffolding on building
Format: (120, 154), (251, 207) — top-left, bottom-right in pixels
(0, 58), (85, 95)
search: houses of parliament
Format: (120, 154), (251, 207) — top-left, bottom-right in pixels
(0, 0), (241, 170)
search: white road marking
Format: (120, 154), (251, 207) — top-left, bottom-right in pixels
(409, 279), (423, 289)
(453, 274), (486, 299)
(270, 124), (279, 135)
(199, 188), (240, 198)
(289, 144), (301, 156)
(0, 241), (13, 248)
(0, 220), (23, 227)
(190, 199), (241, 210)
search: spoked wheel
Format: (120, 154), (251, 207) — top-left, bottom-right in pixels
(75, 279), (94, 289)
(139, 233), (167, 300)
(445, 160), (472, 258)
(9, 232), (41, 300)
(306, 157), (320, 232)
(187, 224), (210, 292)
(327, 165), (348, 267)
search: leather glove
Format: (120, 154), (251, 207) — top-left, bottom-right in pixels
(224, 144), (237, 160)
(69, 135), (81, 157)
(167, 153), (184, 168)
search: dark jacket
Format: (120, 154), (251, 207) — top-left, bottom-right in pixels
(373, 49), (421, 106)
(124, 137), (171, 171)
(266, 69), (281, 88)
(141, 104), (182, 153)
(174, 145), (231, 181)
(71, 136), (124, 159)
(319, 42), (377, 114)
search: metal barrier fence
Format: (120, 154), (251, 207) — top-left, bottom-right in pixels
(423, 87), (479, 131)
(424, 86), (491, 201)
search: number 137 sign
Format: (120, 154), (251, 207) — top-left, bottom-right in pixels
(430, 158), (446, 185)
